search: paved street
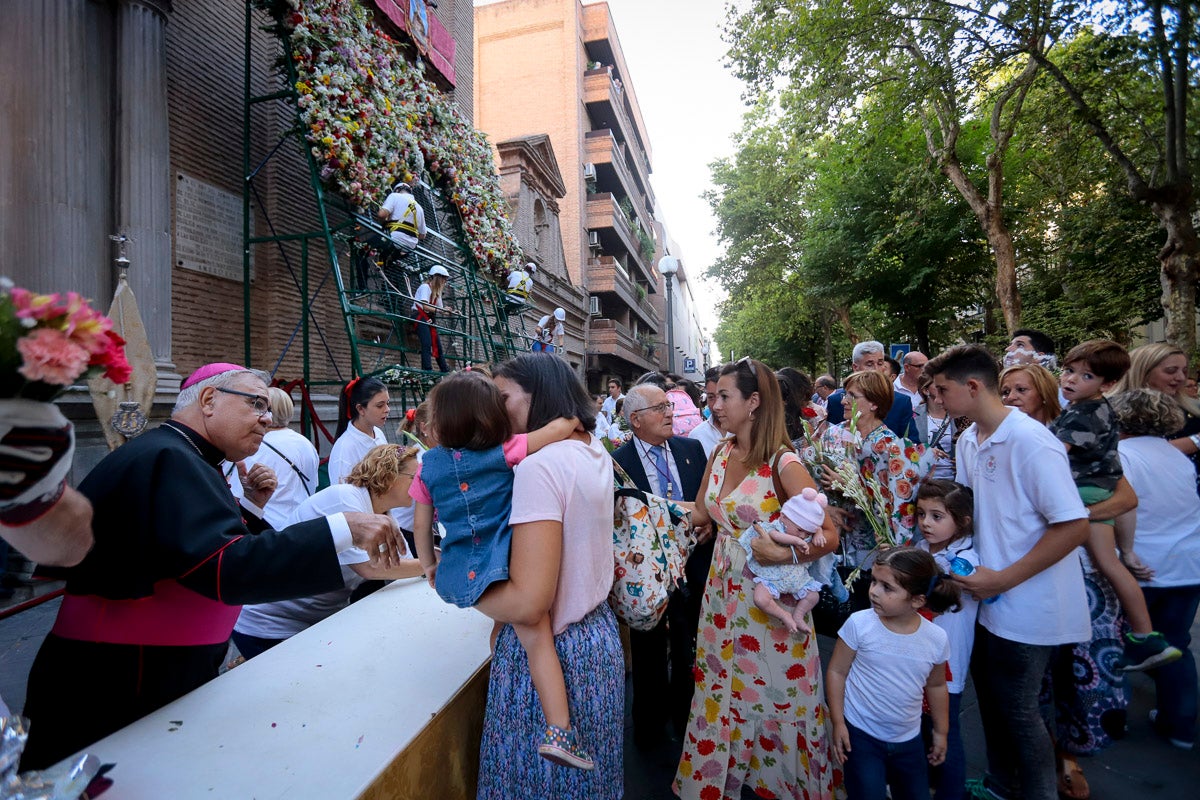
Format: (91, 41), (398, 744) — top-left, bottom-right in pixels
(2, 589), (1197, 797)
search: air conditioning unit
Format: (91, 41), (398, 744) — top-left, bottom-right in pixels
(588, 295), (600, 316)
(583, 163), (597, 183)
(587, 230), (601, 251)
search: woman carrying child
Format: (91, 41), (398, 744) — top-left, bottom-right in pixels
(913, 480), (980, 800)
(677, 358), (841, 800)
(827, 547), (960, 800)
(409, 370), (586, 768)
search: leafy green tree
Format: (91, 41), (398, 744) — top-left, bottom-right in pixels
(944, 2), (1200, 349)
(726, 0), (1059, 334)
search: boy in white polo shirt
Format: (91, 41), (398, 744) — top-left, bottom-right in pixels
(926, 344), (1091, 800)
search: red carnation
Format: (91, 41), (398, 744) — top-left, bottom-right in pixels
(737, 634), (760, 653)
(696, 739), (716, 756)
(713, 613), (727, 629)
(801, 406), (818, 418)
(785, 663), (807, 680)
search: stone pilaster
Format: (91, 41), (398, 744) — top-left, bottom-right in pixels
(0, 0), (113, 303)
(115, 0), (180, 395)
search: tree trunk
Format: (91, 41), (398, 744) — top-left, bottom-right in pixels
(913, 316), (931, 355)
(1152, 199), (1199, 352)
(822, 307), (836, 378)
(986, 218), (1021, 335)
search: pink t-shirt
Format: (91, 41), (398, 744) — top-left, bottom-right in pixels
(510, 435), (615, 634)
(409, 434), (529, 505)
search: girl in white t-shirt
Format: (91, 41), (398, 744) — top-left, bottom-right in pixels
(914, 480), (980, 800)
(827, 547), (959, 800)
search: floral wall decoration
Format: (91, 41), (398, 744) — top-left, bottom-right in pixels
(257, 0), (523, 281)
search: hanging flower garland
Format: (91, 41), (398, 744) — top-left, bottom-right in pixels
(258, 0), (523, 280)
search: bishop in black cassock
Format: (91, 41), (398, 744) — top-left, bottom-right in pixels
(20, 364), (402, 770)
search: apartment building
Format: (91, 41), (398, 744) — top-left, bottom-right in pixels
(475, 0), (665, 387)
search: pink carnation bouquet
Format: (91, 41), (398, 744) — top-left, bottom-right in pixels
(0, 278), (132, 400)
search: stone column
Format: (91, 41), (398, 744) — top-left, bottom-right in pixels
(0, 0), (113, 303)
(115, 0), (179, 394)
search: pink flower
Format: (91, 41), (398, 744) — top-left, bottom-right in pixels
(8, 287), (64, 321)
(17, 328), (91, 385)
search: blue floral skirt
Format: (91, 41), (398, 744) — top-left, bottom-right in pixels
(1048, 568), (1129, 755)
(476, 602), (624, 800)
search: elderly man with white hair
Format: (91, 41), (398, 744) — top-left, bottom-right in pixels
(19, 362), (404, 771)
(612, 381), (711, 753)
(826, 340), (923, 442)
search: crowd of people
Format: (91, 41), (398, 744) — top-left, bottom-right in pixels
(2, 328), (1198, 800)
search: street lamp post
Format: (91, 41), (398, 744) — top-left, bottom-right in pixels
(658, 256), (679, 374)
(701, 341), (710, 370)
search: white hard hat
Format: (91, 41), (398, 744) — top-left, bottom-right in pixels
(428, 265), (450, 279)
(553, 307), (566, 321)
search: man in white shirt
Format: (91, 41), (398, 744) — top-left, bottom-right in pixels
(926, 344), (1090, 800)
(532, 308), (566, 353)
(893, 350), (926, 405)
(688, 367), (724, 457)
(506, 262), (535, 306)
(376, 181), (427, 250)
(601, 378), (625, 423)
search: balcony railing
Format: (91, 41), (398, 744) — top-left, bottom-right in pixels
(588, 317), (658, 371)
(587, 255), (659, 332)
(584, 131), (653, 236)
(582, 70), (652, 195)
(586, 192), (654, 283)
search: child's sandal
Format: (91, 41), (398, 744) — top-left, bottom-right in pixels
(1057, 756), (1090, 800)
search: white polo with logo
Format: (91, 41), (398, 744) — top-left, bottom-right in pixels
(956, 408), (1090, 646)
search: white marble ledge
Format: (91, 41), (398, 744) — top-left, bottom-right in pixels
(70, 578), (493, 799)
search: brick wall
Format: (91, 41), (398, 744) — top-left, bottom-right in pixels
(165, 1), (476, 393)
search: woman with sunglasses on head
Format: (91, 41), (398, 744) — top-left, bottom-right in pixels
(676, 357), (842, 800)
(232, 444), (424, 660)
(328, 377), (391, 488)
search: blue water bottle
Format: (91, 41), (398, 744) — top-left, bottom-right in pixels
(949, 557), (999, 605)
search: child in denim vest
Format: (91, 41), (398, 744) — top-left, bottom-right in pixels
(409, 371), (589, 768)
(1050, 340), (1181, 672)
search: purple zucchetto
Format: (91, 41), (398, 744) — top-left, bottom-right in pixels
(181, 362), (248, 390)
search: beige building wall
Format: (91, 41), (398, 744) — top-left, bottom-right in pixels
(475, 0), (587, 286)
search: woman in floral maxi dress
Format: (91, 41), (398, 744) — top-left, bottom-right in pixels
(675, 358), (843, 800)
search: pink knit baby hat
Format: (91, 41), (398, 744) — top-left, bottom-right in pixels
(781, 486), (828, 532)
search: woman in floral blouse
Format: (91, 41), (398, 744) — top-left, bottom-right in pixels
(675, 358), (842, 800)
(811, 370), (931, 566)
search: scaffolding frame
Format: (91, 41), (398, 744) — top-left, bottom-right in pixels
(241, 2), (532, 440)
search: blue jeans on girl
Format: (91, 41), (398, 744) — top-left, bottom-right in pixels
(922, 692), (964, 800)
(844, 721), (930, 800)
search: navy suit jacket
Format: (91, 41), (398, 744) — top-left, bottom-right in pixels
(612, 435), (707, 505)
(826, 388), (922, 443)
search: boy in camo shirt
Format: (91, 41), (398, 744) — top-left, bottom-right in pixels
(1050, 339), (1181, 672)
